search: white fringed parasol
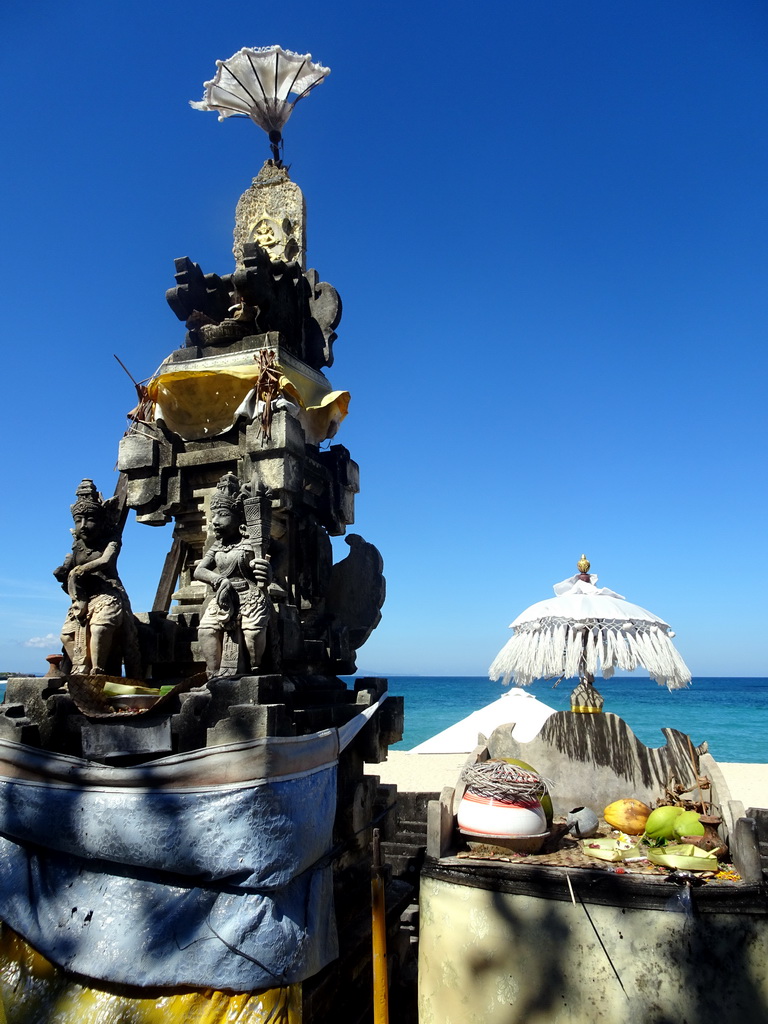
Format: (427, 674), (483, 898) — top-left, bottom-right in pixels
(489, 557), (691, 692)
(191, 45), (330, 162)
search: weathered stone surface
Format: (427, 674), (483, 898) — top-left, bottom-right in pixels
(315, 446), (359, 535)
(0, 704), (38, 745)
(325, 535), (385, 653)
(5, 677), (56, 706)
(3, 678), (73, 750)
(165, 257), (233, 325)
(419, 867), (768, 1024)
(355, 677), (389, 701)
(730, 816), (763, 882)
(276, 604), (303, 662)
(247, 449), (305, 495)
(349, 775), (379, 851)
(427, 787), (456, 860)
(206, 703), (294, 744)
(81, 718), (173, 760)
(165, 330), (283, 364)
(117, 433), (158, 473)
(202, 674), (285, 720)
(233, 163), (306, 268)
(304, 268), (341, 368)
(175, 445), (240, 469)
(489, 711), (706, 814)
(126, 474), (163, 509)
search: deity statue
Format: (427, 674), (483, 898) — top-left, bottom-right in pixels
(53, 480), (140, 677)
(253, 217), (280, 254)
(194, 474), (273, 678)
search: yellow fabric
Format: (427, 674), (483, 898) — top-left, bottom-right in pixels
(145, 362), (349, 441)
(0, 924), (300, 1024)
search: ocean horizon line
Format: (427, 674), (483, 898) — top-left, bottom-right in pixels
(356, 673), (767, 681)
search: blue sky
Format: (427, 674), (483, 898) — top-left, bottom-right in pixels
(2, 1), (766, 677)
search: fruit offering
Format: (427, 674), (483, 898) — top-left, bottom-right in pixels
(644, 805), (684, 841)
(672, 810), (706, 839)
(603, 798), (652, 835)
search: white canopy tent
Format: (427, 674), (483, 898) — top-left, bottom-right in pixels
(410, 688), (556, 753)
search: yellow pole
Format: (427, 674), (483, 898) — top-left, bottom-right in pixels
(371, 827), (390, 1024)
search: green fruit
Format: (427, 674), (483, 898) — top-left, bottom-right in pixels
(540, 794), (554, 826)
(644, 805), (684, 841)
(502, 758), (553, 824)
(672, 810), (705, 839)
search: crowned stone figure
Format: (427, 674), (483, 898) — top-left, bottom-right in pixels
(194, 474), (273, 678)
(53, 480), (140, 677)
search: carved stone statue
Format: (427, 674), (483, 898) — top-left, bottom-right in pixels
(194, 474), (273, 678)
(53, 480), (140, 677)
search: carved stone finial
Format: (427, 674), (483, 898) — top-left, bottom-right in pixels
(234, 162), (306, 268)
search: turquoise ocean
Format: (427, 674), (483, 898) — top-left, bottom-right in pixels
(1, 677), (764, 763)
(376, 676), (768, 763)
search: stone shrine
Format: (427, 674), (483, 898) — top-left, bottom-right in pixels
(4, 158), (399, 761)
(0, 46), (407, 1024)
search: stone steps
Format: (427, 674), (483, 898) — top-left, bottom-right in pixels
(376, 788), (439, 884)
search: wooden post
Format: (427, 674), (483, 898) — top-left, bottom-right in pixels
(152, 536), (187, 614)
(371, 828), (389, 1024)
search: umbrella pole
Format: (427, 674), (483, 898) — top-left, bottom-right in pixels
(571, 632), (604, 713)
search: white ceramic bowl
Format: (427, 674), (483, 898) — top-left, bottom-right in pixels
(457, 791), (547, 837)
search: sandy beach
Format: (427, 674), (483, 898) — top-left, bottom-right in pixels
(365, 752), (768, 810)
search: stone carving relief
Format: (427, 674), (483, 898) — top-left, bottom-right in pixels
(194, 474), (273, 679)
(53, 480), (140, 677)
(249, 215), (300, 263)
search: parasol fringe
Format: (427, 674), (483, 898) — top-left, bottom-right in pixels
(551, 622), (566, 677)
(643, 628), (667, 676)
(488, 634), (526, 686)
(489, 571), (692, 690)
(617, 630), (637, 672)
(489, 619), (691, 690)
(639, 629), (670, 681)
(585, 628), (599, 677)
(564, 625), (582, 679)
(546, 624), (563, 678)
(553, 622), (567, 671)
(537, 626), (553, 677)
(600, 628), (617, 678)
(528, 629), (543, 680)
(633, 629), (652, 669)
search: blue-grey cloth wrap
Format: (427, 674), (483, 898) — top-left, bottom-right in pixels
(0, 697), (386, 989)
(0, 763), (338, 989)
